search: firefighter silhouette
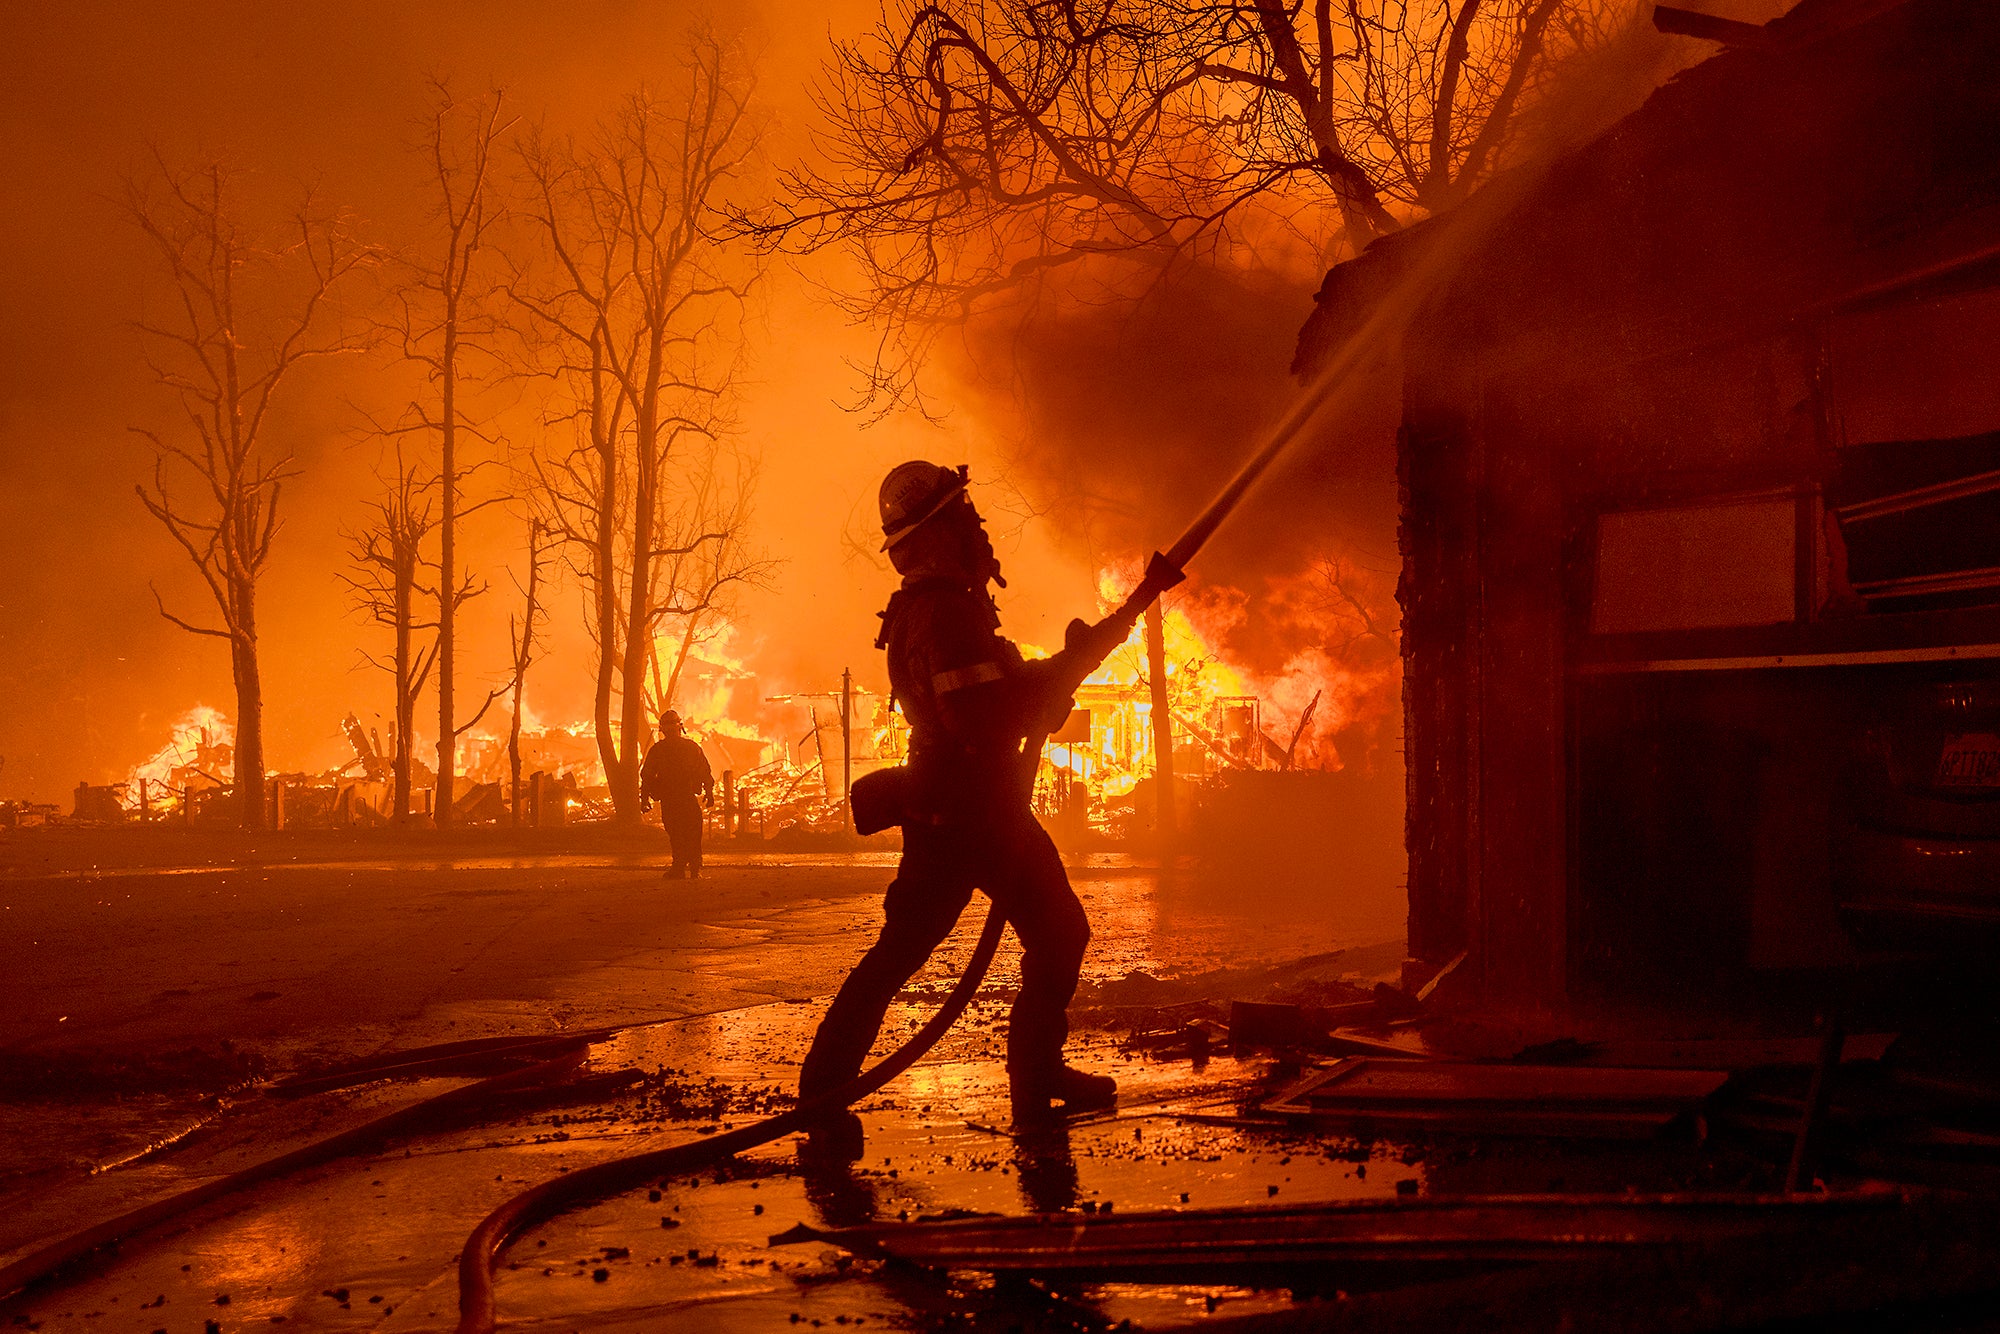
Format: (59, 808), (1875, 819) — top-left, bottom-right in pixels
(640, 710), (712, 879)
(800, 461), (1149, 1145)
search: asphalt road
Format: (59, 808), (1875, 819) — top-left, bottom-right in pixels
(1, 840), (1402, 1185)
(3, 856), (896, 1073)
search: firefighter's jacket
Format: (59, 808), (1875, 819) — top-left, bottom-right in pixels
(640, 734), (712, 803)
(879, 575), (1083, 825)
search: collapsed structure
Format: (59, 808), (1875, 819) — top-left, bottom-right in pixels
(62, 580), (1375, 842)
(1297, 0), (2000, 1012)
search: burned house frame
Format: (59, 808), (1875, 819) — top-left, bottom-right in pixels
(1299, 0), (2000, 1013)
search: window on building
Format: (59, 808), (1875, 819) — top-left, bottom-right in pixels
(1590, 495), (1799, 635)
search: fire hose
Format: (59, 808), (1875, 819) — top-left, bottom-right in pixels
(0, 1046), (592, 1305)
(453, 906), (1006, 1334)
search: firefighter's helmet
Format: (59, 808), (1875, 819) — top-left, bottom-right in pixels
(878, 461), (970, 551)
(659, 710), (682, 734)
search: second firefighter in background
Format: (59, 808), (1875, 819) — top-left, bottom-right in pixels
(641, 710), (713, 879)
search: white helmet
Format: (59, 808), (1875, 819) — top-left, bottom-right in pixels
(878, 461), (969, 551)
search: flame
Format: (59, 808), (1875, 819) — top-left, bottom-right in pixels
(662, 621), (766, 749)
(457, 618), (783, 801)
(1025, 573), (1258, 811)
(1027, 553), (1402, 831)
(163, 575), (1393, 836)
(121, 705), (235, 815)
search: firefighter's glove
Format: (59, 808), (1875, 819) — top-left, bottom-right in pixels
(1062, 615), (1130, 677)
(1140, 551), (1187, 599)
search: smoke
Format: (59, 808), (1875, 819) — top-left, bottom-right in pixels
(905, 0), (1752, 776)
(937, 256), (1405, 772)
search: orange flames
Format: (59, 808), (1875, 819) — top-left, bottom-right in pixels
(120, 704), (234, 815)
(111, 563), (1398, 835)
(457, 621), (781, 805)
(1030, 591), (1251, 801)
(1032, 554), (1402, 831)
(660, 623), (771, 757)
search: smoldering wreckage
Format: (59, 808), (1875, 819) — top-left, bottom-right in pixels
(37, 684), (1379, 855)
(31, 607), (1370, 850)
(13, 0), (2000, 1329)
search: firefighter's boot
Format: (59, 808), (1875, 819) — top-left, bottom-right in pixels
(800, 1109), (865, 1164)
(1011, 1065), (1117, 1125)
(798, 1061), (867, 1164)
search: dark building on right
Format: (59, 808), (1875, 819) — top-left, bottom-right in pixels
(1297, 0), (2000, 1019)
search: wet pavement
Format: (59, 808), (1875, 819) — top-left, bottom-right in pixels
(0, 843), (1409, 1331)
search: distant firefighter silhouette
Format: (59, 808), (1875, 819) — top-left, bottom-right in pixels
(641, 711), (713, 879)
(802, 461), (1154, 1142)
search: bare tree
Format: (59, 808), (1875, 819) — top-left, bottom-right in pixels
(340, 446), (439, 822)
(741, 0), (1599, 407)
(384, 83), (517, 829)
(505, 515), (550, 827)
(128, 155), (375, 830)
(515, 34), (761, 823)
(1310, 552), (1395, 662)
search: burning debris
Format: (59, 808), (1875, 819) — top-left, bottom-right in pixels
(100, 705), (236, 822)
(70, 600), (1351, 846)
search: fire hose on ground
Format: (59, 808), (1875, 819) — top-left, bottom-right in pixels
(452, 905), (1007, 1334)
(0, 912), (1001, 1320)
(0, 1046), (592, 1305)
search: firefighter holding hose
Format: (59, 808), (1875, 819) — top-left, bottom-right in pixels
(800, 462), (1182, 1140)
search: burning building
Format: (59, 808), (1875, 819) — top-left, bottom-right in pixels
(112, 705), (236, 822)
(1298, 0), (2000, 1013)
(89, 594), (1382, 848)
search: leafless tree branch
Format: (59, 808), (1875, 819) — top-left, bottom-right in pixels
(127, 152), (377, 829)
(512, 29), (766, 823)
(732, 0), (1618, 410)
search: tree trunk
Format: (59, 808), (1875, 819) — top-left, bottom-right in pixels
(436, 315), (459, 830)
(1145, 600), (1176, 847)
(508, 706), (523, 829)
(615, 427), (655, 824)
(508, 522), (542, 832)
(588, 333), (622, 807)
(233, 585), (267, 832)
(392, 561), (414, 822)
